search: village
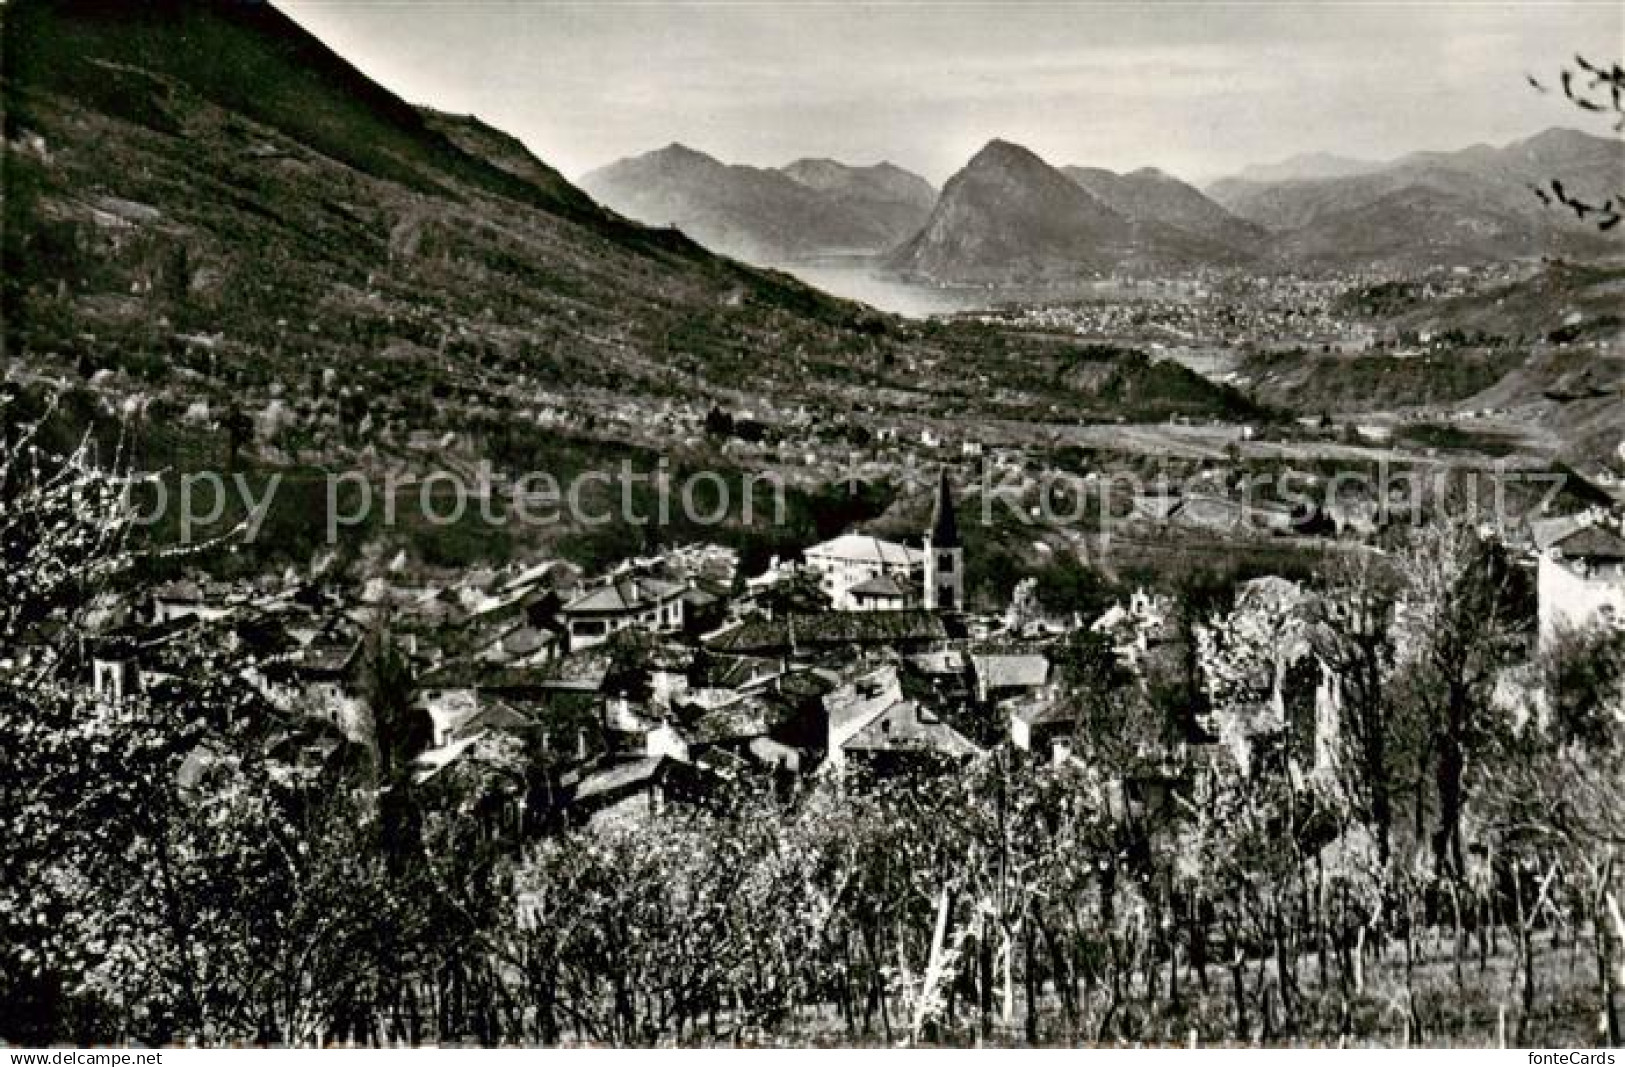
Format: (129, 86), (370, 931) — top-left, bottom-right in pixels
(41, 458), (1625, 840)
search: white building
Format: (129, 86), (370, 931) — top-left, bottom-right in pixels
(803, 534), (923, 610)
(1536, 518), (1625, 648)
(803, 468), (966, 613)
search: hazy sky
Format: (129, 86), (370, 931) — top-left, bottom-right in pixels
(279, 1), (1623, 185)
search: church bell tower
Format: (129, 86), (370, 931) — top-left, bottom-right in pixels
(923, 467), (963, 611)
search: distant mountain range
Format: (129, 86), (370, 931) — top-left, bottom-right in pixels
(1204, 128), (1624, 267)
(1061, 166), (1267, 252)
(1228, 151), (1383, 183)
(580, 146), (936, 261)
(879, 141), (1258, 282)
(7, 0), (1619, 471)
(590, 128), (1620, 283)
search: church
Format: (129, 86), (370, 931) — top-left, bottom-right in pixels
(802, 469), (964, 613)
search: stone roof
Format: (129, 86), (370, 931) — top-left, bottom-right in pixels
(291, 637), (362, 676)
(419, 654), (607, 693)
(842, 699), (980, 759)
(1012, 695), (1077, 729)
(452, 700), (537, 742)
(707, 611), (950, 654)
(683, 694), (775, 745)
(1531, 513), (1593, 553)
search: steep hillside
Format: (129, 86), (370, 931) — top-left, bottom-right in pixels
(1, 0), (1264, 453)
(4, 0), (605, 220)
(0, 0), (918, 408)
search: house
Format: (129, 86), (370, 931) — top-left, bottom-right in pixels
(1091, 589), (1174, 664)
(822, 665), (980, 770)
(602, 695), (691, 761)
(1536, 518), (1625, 647)
(449, 700), (538, 744)
(568, 755), (703, 827)
(471, 620), (560, 666)
(970, 653), (1051, 703)
(803, 534), (923, 610)
(150, 580), (232, 624)
(1008, 694), (1079, 757)
(278, 634), (366, 737)
(416, 661), (582, 746)
(559, 575), (688, 649)
(847, 573), (918, 612)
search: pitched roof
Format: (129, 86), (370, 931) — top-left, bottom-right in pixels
(291, 634), (363, 675)
(1553, 524), (1625, 561)
(498, 559), (575, 594)
(907, 648), (967, 675)
(803, 534), (923, 568)
(971, 653), (1051, 691)
(825, 665), (907, 742)
(574, 756), (667, 802)
(1012, 695), (1077, 728)
(842, 700), (980, 759)
(685, 695), (774, 745)
(500, 625), (556, 657)
(563, 575), (686, 615)
(848, 573), (914, 599)
(453, 701), (537, 741)
(419, 657), (601, 692)
(411, 733), (484, 783)
(1531, 513), (1592, 553)
(706, 611), (950, 654)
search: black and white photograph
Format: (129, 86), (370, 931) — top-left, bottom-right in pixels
(2, 0), (1625, 1051)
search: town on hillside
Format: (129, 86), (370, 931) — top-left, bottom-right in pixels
(6, 0), (1625, 1052)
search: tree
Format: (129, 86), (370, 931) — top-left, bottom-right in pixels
(1393, 518), (1523, 880)
(0, 399), (401, 1044)
(1311, 551), (1401, 865)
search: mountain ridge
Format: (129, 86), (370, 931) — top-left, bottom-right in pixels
(1205, 127), (1621, 266)
(581, 144), (936, 262)
(885, 139), (1141, 283)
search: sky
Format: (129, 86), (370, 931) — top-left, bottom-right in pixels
(279, 1), (1624, 186)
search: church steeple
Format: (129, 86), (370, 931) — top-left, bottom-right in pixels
(923, 466), (963, 611)
(929, 465), (960, 548)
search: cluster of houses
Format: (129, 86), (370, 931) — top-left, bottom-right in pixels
(44, 473), (1109, 826)
(21, 461), (1625, 833)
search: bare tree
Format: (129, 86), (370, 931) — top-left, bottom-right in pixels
(1529, 55), (1624, 230)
